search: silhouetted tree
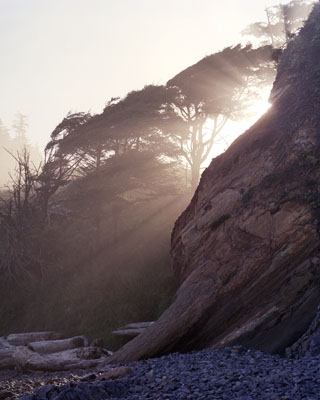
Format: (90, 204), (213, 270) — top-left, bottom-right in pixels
(40, 92), (184, 246)
(165, 45), (275, 190)
(242, 0), (315, 47)
(88, 86), (178, 160)
(0, 149), (41, 278)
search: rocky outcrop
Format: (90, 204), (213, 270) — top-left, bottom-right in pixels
(108, 3), (320, 363)
(286, 305), (320, 358)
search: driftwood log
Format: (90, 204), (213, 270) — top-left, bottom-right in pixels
(0, 348), (16, 369)
(13, 346), (107, 371)
(0, 349), (15, 359)
(28, 336), (86, 354)
(112, 322), (154, 340)
(0, 332), (111, 371)
(7, 332), (64, 346)
(0, 337), (14, 349)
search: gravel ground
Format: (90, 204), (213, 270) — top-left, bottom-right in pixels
(2, 347), (320, 399)
(0, 368), (95, 399)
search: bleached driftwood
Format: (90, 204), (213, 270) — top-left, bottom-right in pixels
(7, 331), (64, 346)
(0, 348), (15, 359)
(13, 346), (108, 371)
(0, 358), (16, 369)
(0, 348), (16, 369)
(28, 336), (86, 354)
(0, 337), (14, 349)
(112, 322), (154, 339)
(112, 329), (146, 338)
(0, 331), (111, 371)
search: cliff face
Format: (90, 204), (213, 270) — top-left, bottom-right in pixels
(108, 3), (320, 363)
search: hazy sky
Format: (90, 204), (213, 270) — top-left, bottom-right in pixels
(0, 0), (287, 149)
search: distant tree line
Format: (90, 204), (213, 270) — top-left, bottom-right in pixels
(0, 112), (42, 187)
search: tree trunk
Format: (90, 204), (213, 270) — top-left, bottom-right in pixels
(190, 162), (200, 192)
(107, 276), (215, 364)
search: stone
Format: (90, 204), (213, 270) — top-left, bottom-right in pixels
(0, 391), (13, 399)
(98, 366), (132, 380)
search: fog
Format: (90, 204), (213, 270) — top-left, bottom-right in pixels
(1, 0), (290, 149)
(0, 0), (315, 347)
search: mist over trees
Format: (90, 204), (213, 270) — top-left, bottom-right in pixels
(0, 113), (42, 188)
(0, 0), (316, 344)
(242, 0), (316, 47)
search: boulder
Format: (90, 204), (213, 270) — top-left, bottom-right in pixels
(108, 3), (320, 363)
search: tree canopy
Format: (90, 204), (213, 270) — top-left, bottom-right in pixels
(165, 44), (275, 190)
(242, 0), (315, 47)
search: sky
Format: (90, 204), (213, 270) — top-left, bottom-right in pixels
(0, 0), (289, 151)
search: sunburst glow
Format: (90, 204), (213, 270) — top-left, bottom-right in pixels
(203, 88), (272, 165)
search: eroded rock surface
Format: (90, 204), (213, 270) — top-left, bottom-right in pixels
(286, 305), (320, 359)
(108, 3), (320, 363)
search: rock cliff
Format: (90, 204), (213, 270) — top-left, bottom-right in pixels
(108, 3), (320, 363)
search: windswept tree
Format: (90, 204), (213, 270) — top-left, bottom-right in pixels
(31, 112), (92, 222)
(41, 87), (185, 244)
(95, 85), (178, 159)
(46, 86), (178, 175)
(242, 0), (315, 47)
(165, 44), (275, 190)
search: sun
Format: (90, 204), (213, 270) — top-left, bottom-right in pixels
(202, 88), (272, 165)
(248, 94), (272, 118)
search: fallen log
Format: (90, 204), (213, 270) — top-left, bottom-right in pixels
(13, 346), (108, 371)
(119, 322), (154, 330)
(112, 329), (146, 338)
(7, 332), (63, 346)
(0, 346), (15, 369)
(0, 337), (14, 349)
(28, 336), (86, 355)
(0, 357), (16, 369)
(112, 322), (154, 339)
(0, 348), (15, 359)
